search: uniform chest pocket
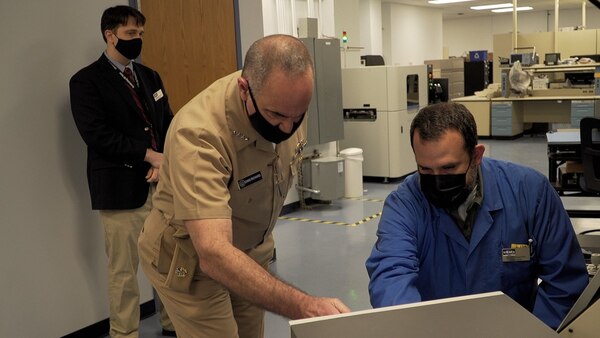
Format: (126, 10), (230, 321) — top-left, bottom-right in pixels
(229, 169), (273, 224)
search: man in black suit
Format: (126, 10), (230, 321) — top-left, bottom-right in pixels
(69, 6), (175, 338)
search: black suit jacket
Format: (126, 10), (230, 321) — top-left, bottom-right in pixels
(70, 54), (173, 210)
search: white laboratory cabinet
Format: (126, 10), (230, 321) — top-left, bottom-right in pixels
(340, 65), (428, 180)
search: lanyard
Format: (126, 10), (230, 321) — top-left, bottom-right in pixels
(107, 60), (138, 89)
(119, 70), (138, 89)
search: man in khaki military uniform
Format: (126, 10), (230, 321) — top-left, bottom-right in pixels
(139, 34), (350, 338)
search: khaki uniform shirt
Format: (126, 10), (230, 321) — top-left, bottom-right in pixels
(153, 71), (305, 251)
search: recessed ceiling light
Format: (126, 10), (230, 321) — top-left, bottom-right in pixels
(471, 3), (513, 10)
(428, 0), (474, 4)
(492, 6), (533, 13)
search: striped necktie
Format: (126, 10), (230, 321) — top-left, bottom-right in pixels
(123, 67), (158, 150)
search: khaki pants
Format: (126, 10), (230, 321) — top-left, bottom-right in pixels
(100, 186), (174, 338)
(139, 209), (274, 338)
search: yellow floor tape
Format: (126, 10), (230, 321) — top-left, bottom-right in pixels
(278, 212), (382, 227)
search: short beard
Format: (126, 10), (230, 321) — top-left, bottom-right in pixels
(465, 160), (479, 192)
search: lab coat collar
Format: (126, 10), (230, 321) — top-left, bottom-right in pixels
(468, 158), (504, 253)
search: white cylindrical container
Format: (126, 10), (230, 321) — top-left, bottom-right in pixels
(339, 148), (364, 198)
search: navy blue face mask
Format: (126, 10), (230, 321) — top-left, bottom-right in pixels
(246, 82), (304, 144)
(420, 159), (473, 209)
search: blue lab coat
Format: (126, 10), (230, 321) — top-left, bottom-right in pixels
(366, 158), (588, 329)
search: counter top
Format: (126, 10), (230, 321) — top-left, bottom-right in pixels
(492, 95), (600, 102)
(452, 95), (600, 103)
(452, 95), (492, 102)
(561, 196), (600, 218)
(547, 130), (580, 145)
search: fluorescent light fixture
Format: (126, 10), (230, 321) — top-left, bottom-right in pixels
(428, 0), (474, 4)
(492, 6), (533, 13)
(471, 3), (513, 10)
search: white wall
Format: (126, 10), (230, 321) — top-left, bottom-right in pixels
(360, 0), (383, 55)
(319, 0), (337, 39)
(334, 0), (361, 43)
(0, 1), (155, 336)
(263, 0), (291, 35)
(239, 0), (265, 64)
(556, 6), (600, 29)
(331, 0), (383, 55)
(382, 3), (444, 65)
(262, 0), (337, 38)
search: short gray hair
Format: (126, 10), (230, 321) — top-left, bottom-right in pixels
(241, 34), (313, 95)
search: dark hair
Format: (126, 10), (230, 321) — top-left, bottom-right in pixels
(101, 6), (146, 42)
(410, 102), (478, 155)
(241, 34), (313, 96)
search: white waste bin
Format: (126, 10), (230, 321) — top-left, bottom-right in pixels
(339, 148), (364, 198)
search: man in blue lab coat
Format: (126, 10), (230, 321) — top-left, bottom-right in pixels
(366, 102), (588, 329)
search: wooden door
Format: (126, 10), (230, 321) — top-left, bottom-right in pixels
(140, 0), (238, 112)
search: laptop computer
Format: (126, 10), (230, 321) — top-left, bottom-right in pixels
(290, 292), (558, 338)
(556, 271), (600, 333)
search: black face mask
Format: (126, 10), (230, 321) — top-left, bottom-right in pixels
(115, 37), (142, 60)
(420, 161), (473, 209)
(247, 83), (304, 144)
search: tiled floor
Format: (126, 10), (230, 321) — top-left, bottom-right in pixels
(135, 135), (551, 337)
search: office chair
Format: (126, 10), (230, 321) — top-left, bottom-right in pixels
(579, 117), (600, 193)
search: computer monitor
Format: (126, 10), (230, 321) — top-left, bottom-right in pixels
(510, 53), (537, 66)
(556, 272), (600, 333)
(510, 53), (523, 65)
(290, 292), (558, 338)
(545, 53), (560, 65)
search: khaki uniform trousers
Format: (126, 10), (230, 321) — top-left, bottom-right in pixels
(100, 186), (175, 338)
(139, 208), (274, 338)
